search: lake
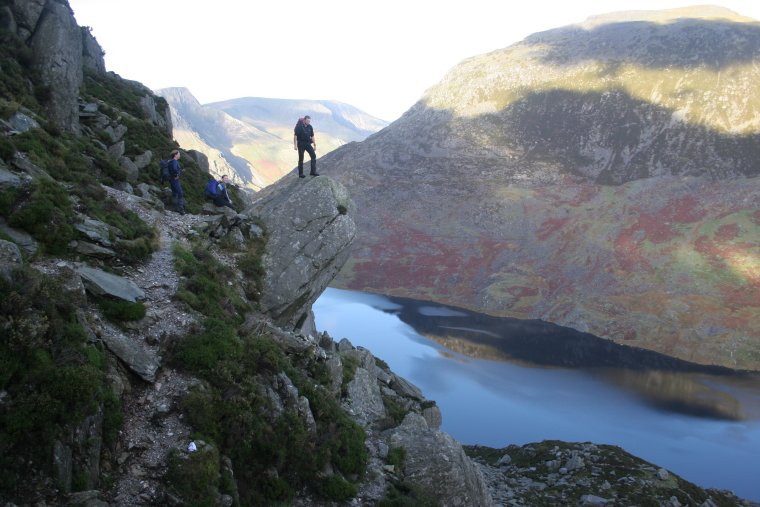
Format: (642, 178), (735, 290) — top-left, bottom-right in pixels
(313, 288), (760, 502)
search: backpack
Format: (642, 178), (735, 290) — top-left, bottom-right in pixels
(294, 118), (304, 133)
(204, 178), (218, 199)
(159, 160), (171, 182)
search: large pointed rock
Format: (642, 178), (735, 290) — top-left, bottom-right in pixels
(244, 177), (356, 331)
(100, 331), (159, 382)
(78, 267), (145, 302)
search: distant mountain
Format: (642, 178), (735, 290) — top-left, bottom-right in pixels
(272, 6), (760, 369)
(155, 88), (388, 190)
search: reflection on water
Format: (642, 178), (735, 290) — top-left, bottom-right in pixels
(379, 293), (756, 422)
(313, 288), (760, 501)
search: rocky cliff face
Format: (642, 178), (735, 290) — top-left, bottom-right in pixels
(0, 0), (170, 136)
(313, 6), (760, 369)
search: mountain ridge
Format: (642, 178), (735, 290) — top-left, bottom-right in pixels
(301, 6), (760, 369)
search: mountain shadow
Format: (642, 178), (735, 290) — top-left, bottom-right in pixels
(526, 8), (760, 71)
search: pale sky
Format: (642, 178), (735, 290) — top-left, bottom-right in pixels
(68, 1), (760, 122)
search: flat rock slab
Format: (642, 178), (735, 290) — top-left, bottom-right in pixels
(0, 217), (38, 255)
(101, 332), (159, 382)
(78, 267), (145, 302)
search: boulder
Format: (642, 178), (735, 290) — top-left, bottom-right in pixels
(386, 413), (495, 507)
(264, 326), (311, 354)
(345, 347), (375, 371)
(580, 495), (611, 506)
(81, 26), (106, 74)
(107, 141), (125, 159)
(343, 367), (386, 425)
(375, 366), (392, 385)
(134, 150), (152, 170)
(0, 240), (23, 281)
(325, 355), (343, 395)
(118, 156), (139, 183)
(138, 94), (164, 129)
(134, 183), (158, 197)
(225, 227), (246, 249)
(76, 241), (116, 258)
(390, 373), (425, 401)
(75, 219), (112, 246)
(53, 440), (73, 493)
(565, 455), (585, 471)
(29, 1), (82, 133)
(0, 165), (21, 190)
(0, 217), (38, 255)
(245, 177), (356, 331)
(78, 267), (146, 302)
(187, 150), (209, 173)
(105, 124), (127, 143)
(298, 396), (317, 434)
(112, 181), (134, 194)
(338, 337), (353, 352)
(0, 5), (17, 34)
(201, 203), (238, 220)
(101, 331), (159, 382)
(422, 405), (443, 429)
(9, 152), (51, 179)
(9, 112), (39, 132)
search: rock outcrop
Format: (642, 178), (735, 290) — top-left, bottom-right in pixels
(30, 0), (83, 134)
(245, 176), (357, 331)
(81, 26), (106, 74)
(386, 413), (495, 507)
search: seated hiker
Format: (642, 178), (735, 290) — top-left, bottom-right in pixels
(210, 174), (236, 210)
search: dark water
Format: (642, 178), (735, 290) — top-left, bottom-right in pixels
(314, 288), (760, 501)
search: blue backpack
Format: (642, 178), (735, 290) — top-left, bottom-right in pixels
(204, 178), (218, 199)
(159, 160), (171, 182)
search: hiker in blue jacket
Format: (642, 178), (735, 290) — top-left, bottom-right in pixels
(168, 150), (185, 215)
(213, 175), (236, 211)
(294, 115), (319, 178)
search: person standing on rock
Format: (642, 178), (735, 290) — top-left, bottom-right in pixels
(168, 150), (185, 215)
(213, 175), (236, 211)
(294, 115), (319, 178)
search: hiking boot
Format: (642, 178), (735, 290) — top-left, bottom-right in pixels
(180, 210), (186, 216)
(299, 174), (306, 178)
(310, 172), (320, 176)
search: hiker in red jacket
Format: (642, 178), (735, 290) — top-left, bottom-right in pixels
(294, 115), (319, 178)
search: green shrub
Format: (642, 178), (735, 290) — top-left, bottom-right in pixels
(379, 482), (440, 507)
(175, 319), (242, 375)
(167, 447), (221, 506)
(315, 474), (357, 501)
(383, 396), (410, 426)
(341, 353), (361, 396)
(97, 298), (146, 322)
(7, 179), (74, 254)
(173, 244), (251, 321)
(388, 447), (406, 472)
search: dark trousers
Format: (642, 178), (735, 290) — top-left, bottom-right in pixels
(297, 141), (317, 175)
(213, 196), (236, 211)
(169, 178), (184, 212)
